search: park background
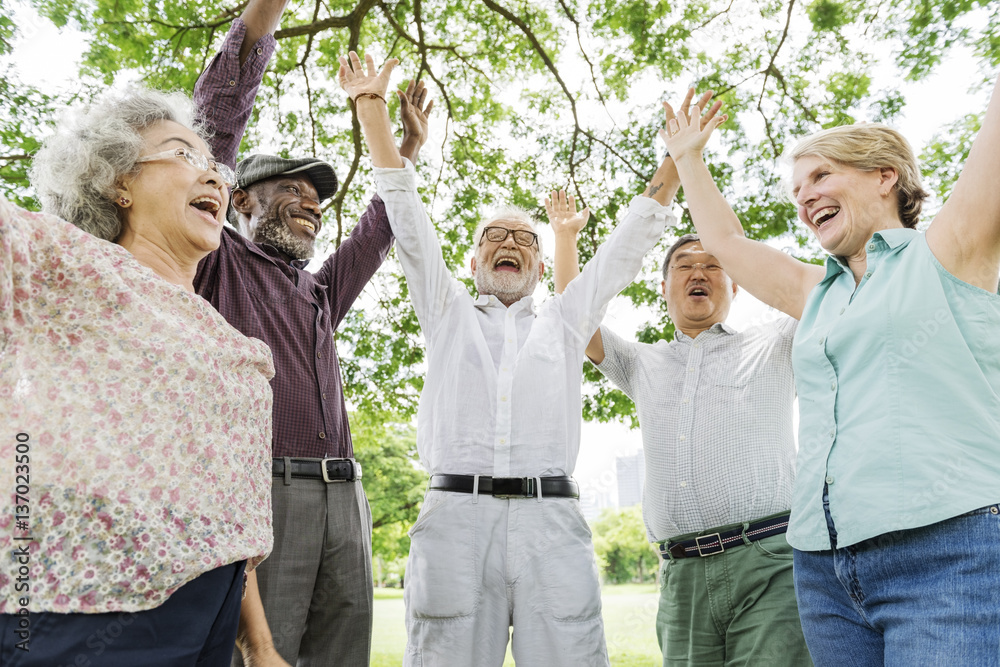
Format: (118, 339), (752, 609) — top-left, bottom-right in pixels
(2, 0), (998, 663)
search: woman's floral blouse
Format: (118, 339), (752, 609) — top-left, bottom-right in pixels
(0, 198), (275, 613)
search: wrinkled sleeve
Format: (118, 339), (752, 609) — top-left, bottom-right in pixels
(318, 195), (395, 328)
(372, 160), (461, 342)
(193, 18), (276, 168)
(559, 197), (676, 349)
(593, 325), (641, 399)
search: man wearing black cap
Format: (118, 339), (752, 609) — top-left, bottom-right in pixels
(191, 10), (432, 665)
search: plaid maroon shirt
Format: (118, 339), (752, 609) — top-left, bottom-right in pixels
(193, 19), (393, 458)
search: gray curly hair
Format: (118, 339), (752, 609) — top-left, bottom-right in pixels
(31, 87), (207, 242)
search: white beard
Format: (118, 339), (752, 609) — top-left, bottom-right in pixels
(475, 265), (536, 304)
(254, 214), (315, 260)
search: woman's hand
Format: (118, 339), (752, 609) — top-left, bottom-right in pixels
(660, 88), (726, 164)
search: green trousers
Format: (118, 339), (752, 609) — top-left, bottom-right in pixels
(656, 528), (813, 666)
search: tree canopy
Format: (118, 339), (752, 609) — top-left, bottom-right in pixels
(2, 0), (998, 424)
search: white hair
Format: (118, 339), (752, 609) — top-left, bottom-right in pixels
(31, 86), (207, 242)
(472, 205), (543, 256)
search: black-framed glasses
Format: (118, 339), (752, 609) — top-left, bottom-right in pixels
(136, 147), (237, 187)
(480, 226), (538, 248)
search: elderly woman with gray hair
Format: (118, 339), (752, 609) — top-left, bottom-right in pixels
(661, 74), (1000, 666)
(0, 87), (274, 665)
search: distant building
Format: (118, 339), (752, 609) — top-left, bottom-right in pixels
(616, 449), (644, 508)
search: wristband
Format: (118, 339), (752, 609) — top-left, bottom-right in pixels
(353, 92), (386, 105)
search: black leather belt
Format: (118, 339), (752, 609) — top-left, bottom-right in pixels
(429, 474), (579, 499)
(659, 512), (790, 559)
(272, 457), (362, 482)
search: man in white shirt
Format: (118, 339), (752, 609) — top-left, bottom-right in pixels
(338, 51), (683, 666)
(552, 91), (811, 666)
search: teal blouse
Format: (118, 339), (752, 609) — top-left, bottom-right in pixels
(789, 229), (1000, 550)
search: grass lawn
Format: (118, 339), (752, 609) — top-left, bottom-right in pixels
(371, 583), (661, 666)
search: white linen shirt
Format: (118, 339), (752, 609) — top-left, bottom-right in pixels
(374, 162), (673, 476)
(597, 317), (798, 541)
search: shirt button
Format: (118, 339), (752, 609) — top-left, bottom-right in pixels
(990, 506), (999, 515)
(322, 393), (327, 400)
(680, 481), (688, 488)
(317, 352), (322, 358)
(679, 435), (686, 441)
(507, 338), (513, 343)
(825, 475), (834, 485)
(694, 343), (700, 348)
(228, 79), (236, 86)
(682, 398), (690, 404)
(501, 367), (508, 372)
(318, 432), (326, 439)
(256, 47), (263, 55)
(818, 337), (825, 346)
(499, 438), (506, 444)
(829, 429), (835, 437)
(501, 396), (508, 402)
(840, 308), (846, 315)
(867, 243), (876, 251)
(864, 271), (872, 279)
(830, 381), (836, 391)
(688, 367), (694, 372)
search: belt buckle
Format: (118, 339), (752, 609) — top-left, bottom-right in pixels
(695, 533), (724, 557)
(321, 458), (359, 483)
(492, 477), (534, 499)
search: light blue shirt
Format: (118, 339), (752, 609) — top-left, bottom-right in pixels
(789, 229), (1000, 550)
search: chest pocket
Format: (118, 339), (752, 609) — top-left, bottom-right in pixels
(705, 349), (749, 388)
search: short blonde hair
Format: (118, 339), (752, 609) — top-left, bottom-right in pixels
(790, 124), (929, 229)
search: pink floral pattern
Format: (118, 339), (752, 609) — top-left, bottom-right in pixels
(0, 198), (275, 613)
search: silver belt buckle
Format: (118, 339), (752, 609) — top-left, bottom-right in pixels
(320, 458), (362, 483)
(695, 533), (723, 556)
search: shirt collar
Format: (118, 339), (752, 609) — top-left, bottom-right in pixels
(821, 227), (919, 280)
(474, 293), (536, 313)
(673, 321), (736, 342)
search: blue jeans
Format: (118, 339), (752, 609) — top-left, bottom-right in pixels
(793, 496), (1000, 667)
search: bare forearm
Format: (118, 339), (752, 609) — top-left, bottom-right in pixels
(236, 570), (279, 658)
(553, 231), (580, 294)
(672, 153), (745, 249)
(642, 157), (681, 206)
(240, 0), (289, 64)
(358, 99), (404, 168)
(399, 137), (421, 165)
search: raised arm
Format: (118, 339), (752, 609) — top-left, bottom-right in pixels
(342, 50), (459, 333)
(665, 92), (825, 319)
(560, 91), (717, 363)
(399, 79), (434, 164)
(239, 0), (288, 65)
(549, 190), (591, 294)
(193, 0), (286, 169)
(926, 72), (1000, 292)
(338, 51), (404, 169)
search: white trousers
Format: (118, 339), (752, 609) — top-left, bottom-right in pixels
(403, 490), (610, 667)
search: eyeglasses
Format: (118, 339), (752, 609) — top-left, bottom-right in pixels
(670, 262), (723, 274)
(136, 147), (236, 187)
(480, 226), (538, 248)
